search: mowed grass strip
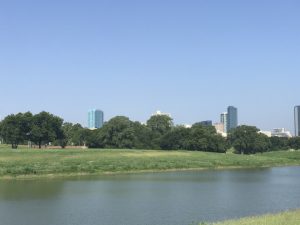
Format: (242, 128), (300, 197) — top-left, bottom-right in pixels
(210, 209), (300, 225)
(0, 146), (300, 178)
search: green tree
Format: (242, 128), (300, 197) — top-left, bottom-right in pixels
(229, 125), (270, 154)
(270, 136), (289, 151)
(54, 129), (68, 148)
(62, 122), (87, 146)
(30, 111), (64, 148)
(184, 123), (227, 153)
(288, 137), (300, 150)
(146, 114), (173, 149)
(252, 133), (271, 153)
(100, 116), (135, 148)
(160, 126), (191, 150)
(0, 112), (33, 149)
(207, 134), (228, 153)
(146, 115), (173, 136)
(132, 122), (155, 149)
(61, 122), (73, 145)
(72, 124), (88, 146)
(85, 129), (104, 148)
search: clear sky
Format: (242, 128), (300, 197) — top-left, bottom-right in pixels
(0, 0), (299, 132)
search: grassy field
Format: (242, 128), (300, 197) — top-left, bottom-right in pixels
(0, 145), (300, 179)
(204, 209), (300, 225)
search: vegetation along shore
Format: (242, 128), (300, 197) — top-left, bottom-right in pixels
(1, 111), (300, 179)
(199, 209), (300, 225)
(0, 146), (300, 179)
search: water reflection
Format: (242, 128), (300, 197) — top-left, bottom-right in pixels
(0, 167), (299, 225)
(0, 180), (64, 200)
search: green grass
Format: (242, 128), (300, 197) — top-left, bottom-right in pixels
(0, 145), (300, 179)
(202, 209), (300, 225)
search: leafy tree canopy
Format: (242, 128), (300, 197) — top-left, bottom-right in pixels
(229, 125), (270, 154)
(146, 115), (173, 136)
(30, 111), (64, 148)
(99, 116), (135, 149)
(0, 112), (32, 148)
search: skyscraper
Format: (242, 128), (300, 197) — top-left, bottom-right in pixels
(88, 109), (104, 129)
(295, 106), (300, 136)
(227, 106), (238, 132)
(220, 112), (228, 133)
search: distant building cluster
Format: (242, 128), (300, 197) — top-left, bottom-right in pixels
(271, 128), (292, 138)
(259, 128), (292, 138)
(180, 106), (238, 137)
(259, 106), (300, 138)
(86, 105), (300, 137)
(213, 106), (238, 137)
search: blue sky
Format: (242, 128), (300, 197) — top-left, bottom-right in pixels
(0, 0), (299, 132)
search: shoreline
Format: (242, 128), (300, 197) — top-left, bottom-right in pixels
(211, 209), (300, 225)
(1, 164), (300, 181)
(1, 148), (300, 181)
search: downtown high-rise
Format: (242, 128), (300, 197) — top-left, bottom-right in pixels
(227, 106), (238, 132)
(88, 109), (104, 129)
(220, 112), (228, 133)
(295, 106), (300, 136)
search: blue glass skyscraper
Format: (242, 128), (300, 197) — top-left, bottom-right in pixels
(88, 109), (104, 129)
(227, 106), (238, 132)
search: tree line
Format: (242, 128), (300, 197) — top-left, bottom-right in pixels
(0, 111), (300, 153)
(228, 125), (300, 154)
(0, 112), (64, 149)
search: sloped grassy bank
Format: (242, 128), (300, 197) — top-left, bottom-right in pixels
(0, 146), (300, 179)
(202, 209), (300, 225)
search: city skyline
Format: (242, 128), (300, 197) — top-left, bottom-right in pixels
(1, 1), (299, 132)
(1, 105), (299, 136)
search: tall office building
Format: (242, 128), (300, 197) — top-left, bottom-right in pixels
(227, 106), (238, 132)
(88, 109), (104, 129)
(295, 106), (300, 136)
(220, 112), (228, 133)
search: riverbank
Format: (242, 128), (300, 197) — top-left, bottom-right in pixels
(208, 209), (300, 225)
(0, 146), (300, 179)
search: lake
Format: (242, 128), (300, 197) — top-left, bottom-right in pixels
(0, 167), (300, 225)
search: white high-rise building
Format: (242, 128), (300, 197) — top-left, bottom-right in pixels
(220, 112), (228, 133)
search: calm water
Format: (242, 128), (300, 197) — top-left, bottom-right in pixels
(0, 167), (300, 225)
